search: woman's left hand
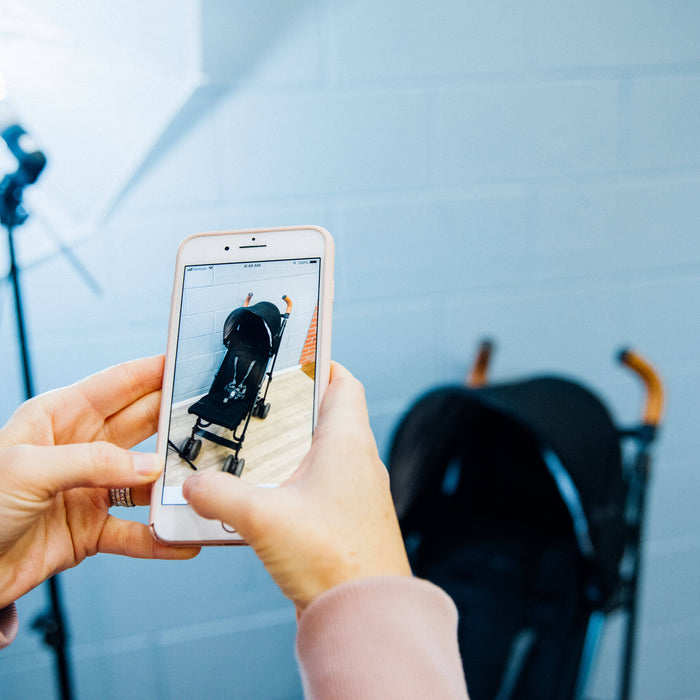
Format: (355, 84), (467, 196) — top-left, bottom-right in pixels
(0, 356), (199, 609)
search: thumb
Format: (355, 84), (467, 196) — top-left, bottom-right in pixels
(183, 471), (268, 540)
(3, 442), (161, 497)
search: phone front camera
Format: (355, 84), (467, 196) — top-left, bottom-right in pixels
(252, 237), (256, 241)
(224, 246), (230, 251)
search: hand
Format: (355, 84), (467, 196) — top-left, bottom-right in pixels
(183, 362), (411, 613)
(0, 356), (199, 609)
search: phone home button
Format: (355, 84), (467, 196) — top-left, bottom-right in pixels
(221, 522), (236, 533)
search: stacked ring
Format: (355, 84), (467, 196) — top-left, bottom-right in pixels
(109, 487), (135, 508)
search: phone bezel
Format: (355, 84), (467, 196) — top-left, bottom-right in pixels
(149, 225), (334, 545)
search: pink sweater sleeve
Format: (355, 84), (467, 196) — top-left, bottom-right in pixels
(0, 604), (19, 649)
(296, 576), (469, 699)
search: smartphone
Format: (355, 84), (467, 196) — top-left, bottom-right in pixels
(150, 226), (334, 544)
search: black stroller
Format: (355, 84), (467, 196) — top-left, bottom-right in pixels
(175, 292), (292, 476)
(388, 341), (664, 700)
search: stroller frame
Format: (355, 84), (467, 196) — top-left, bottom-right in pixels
(390, 340), (664, 700)
(175, 292), (293, 476)
(473, 343), (663, 700)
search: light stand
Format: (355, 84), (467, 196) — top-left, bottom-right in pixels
(1, 154), (74, 700)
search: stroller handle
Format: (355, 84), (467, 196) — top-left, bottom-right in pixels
(282, 295), (292, 315)
(468, 339), (495, 387)
(618, 348), (664, 427)
(244, 292), (253, 307)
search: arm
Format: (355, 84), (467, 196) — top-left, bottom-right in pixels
(297, 577), (468, 700)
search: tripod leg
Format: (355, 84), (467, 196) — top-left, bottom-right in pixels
(6, 223), (74, 700)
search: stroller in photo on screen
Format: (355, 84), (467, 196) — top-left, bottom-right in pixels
(172, 292), (292, 477)
(388, 341), (664, 700)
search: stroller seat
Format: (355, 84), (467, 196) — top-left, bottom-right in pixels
(428, 524), (590, 700)
(188, 347), (268, 430)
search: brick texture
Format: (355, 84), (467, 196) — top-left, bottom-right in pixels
(2, 2), (700, 699)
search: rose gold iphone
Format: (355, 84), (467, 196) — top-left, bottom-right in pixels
(150, 226), (334, 544)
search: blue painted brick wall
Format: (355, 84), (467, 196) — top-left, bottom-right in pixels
(2, 2), (700, 699)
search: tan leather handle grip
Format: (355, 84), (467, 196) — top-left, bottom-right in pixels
(618, 348), (664, 427)
(243, 292), (253, 307)
(468, 339), (494, 388)
(282, 295), (292, 315)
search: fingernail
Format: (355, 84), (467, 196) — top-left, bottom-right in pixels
(132, 452), (161, 476)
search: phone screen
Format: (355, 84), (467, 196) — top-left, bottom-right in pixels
(161, 256), (321, 505)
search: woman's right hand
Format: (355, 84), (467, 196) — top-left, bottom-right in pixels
(183, 362), (412, 613)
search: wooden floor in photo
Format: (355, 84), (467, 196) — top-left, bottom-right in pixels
(164, 368), (313, 487)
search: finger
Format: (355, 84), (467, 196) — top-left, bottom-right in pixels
(183, 471), (269, 539)
(4, 443), (163, 498)
(18, 356), (166, 446)
(318, 362), (371, 429)
(312, 363), (377, 453)
(98, 516), (200, 559)
(129, 483), (152, 507)
(103, 389), (162, 449)
(72, 355), (165, 422)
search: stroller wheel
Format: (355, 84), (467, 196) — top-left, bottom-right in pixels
(180, 437), (202, 462)
(223, 455), (245, 477)
(254, 400), (271, 419)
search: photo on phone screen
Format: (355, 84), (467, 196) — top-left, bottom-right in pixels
(162, 257), (321, 505)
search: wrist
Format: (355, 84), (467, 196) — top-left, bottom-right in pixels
(296, 565), (413, 614)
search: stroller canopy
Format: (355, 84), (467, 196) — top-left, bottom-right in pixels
(223, 301), (282, 353)
(389, 376), (626, 605)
